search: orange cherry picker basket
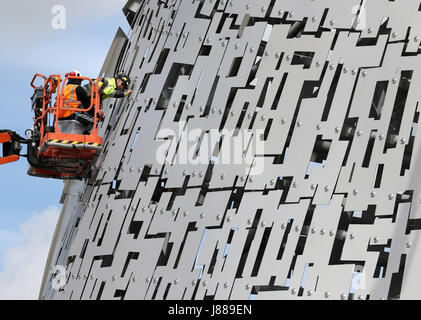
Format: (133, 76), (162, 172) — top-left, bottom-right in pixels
(24, 73), (104, 179)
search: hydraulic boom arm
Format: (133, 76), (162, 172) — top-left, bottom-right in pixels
(0, 130), (23, 165)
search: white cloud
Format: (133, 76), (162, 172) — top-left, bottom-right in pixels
(0, 206), (60, 300)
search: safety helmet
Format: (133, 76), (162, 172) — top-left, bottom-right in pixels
(117, 73), (130, 89)
(65, 70), (82, 78)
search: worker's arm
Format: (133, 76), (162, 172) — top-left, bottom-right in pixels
(76, 86), (91, 108)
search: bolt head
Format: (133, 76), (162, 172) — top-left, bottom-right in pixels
(407, 242), (412, 248)
(200, 212), (205, 219)
(307, 290), (313, 296)
(373, 236), (379, 243)
(312, 16), (317, 22)
(311, 227), (317, 234)
(388, 194), (395, 200)
(350, 233), (356, 239)
(295, 225), (301, 232)
(310, 184), (316, 190)
(353, 189), (359, 195)
(246, 284), (251, 290)
(371, 191), (376, 198)
(324, 186), (330, 192)
(329, 230), (336, 237)
(320, 229), (326, 235)
(174, 279), (179, 285)
(325, 291), (330, 298)
(216, 215), (222, 221)
(247, 219), (253, 225)
(340, 293), (347, 300)
(261, 222), (266, 228)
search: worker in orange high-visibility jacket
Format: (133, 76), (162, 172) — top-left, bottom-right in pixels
(57, 70), (90, 134)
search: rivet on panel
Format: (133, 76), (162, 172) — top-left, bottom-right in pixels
(320, 229), (326, 235)
(370, 191), (376, 198)
(407, 242), (412, 248)
(311, 227), (317, 234)
(350, 233), (356, 239)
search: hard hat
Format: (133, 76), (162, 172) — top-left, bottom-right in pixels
(65, 70), (82, 77)
(117, 73), (130, 88)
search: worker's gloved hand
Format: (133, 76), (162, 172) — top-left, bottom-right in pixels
(126, 90), (133, 96)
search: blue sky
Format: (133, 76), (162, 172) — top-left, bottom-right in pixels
(0, 0), (129, 299)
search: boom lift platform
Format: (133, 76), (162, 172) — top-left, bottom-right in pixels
(0, 73), (104, 180)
